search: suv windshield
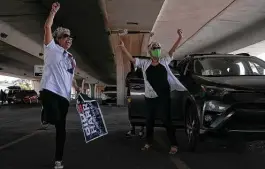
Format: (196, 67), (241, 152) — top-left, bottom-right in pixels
(193, 56), (265, 76)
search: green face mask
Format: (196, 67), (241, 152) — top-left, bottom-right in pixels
(151, 49), (161, 58)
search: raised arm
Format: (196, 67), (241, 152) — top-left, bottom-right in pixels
(168, 29), (183, 57)
(118, 38), (136, 64)
(44, 2), (60, 45)
(72, 79), (80, 93)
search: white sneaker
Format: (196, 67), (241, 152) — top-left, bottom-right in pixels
(54, 161), (64, 169)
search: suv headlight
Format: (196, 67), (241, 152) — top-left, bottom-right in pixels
(204, 100), (230, 113)
(200, 85), (234, 98)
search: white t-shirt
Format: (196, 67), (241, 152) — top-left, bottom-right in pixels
(135, 55), (187, 98)
(40, 39), (76, 101)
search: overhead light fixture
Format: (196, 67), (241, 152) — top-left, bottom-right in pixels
(126, 22), (138, 25)
(0, 33), (8, 38)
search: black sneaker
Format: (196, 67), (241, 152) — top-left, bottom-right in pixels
(126, 130), (136, 138)
(54, 161), (64, 169)
(139, 130), (145, 138)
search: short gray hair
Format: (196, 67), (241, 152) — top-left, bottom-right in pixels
(52, 27), (71, 39)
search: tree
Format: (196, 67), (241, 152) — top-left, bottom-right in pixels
(12, 79), (33, 90)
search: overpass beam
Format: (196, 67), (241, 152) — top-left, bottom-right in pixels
(200, 18), (265, 54)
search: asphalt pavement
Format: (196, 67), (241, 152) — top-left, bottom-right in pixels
(0, 103), (265, 169)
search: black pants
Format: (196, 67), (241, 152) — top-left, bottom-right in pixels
(40, 89), (69, 161)
(145, 95), (177, 146)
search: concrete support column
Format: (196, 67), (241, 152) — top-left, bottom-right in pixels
(110, 34), (126, 106)
(141, 33), (151, 56)
(110, 33), (151, 106)
(32, 80), (41, 94)
(75, 79), (83, 93)
(116, 51), (126, 106)
(89, 84), (96, 99)
(81, 79), (86, 93)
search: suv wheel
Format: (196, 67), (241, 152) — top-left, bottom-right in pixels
(185, 103), (200, 151)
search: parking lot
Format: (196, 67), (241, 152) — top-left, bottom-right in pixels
(1, 104), (265, 169)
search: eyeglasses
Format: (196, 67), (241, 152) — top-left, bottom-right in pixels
(59, 34), (74, 41)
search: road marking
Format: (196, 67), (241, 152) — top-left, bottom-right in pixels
(155, 136), (191, 169)
(170, 157), (191, 169)
(0, 130), (41, 151)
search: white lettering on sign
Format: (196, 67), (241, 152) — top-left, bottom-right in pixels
(80, 103), (97, 136)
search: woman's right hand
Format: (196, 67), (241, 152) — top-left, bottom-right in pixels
(118, 38), (125, 47)
(51, 2), (60, 14)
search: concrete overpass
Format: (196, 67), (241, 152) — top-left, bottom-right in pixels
(151, 0), (265, 58)
(1, 0), (265, 105)
(0, 0), (112, 80)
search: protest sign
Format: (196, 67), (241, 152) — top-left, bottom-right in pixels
(76, 93), (108, 143)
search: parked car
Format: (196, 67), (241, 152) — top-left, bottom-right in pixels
(6, 86), (21, 104)
(13, 90), (39, 104)
(101, 85), (117, 105)
(127, 53), (265, 151)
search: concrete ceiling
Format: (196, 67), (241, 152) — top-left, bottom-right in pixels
(151, 0), (235, 54)
(2, 0), (264, 84)
(0, 0), (114, 84)
(105, 0), (164, 31)
(152, 0), (265, 58)
(0, 40), (85, 80)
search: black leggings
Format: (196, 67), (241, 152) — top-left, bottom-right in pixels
(40, 89), (69, 161)
(55, 120), (66, 161)
(145, 96), (177, 146)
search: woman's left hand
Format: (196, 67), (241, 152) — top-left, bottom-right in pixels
(177, 29), (183, 38)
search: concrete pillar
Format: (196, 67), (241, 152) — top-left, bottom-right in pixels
(89, 84), (96, 99)
(75, 79), (83, 95)
(109, 33), (152, 106)
(110, 34), (126, 106)
(81, 79), (85, 93)
(32, 80), (41, 94)
(141, 33), (151, 56)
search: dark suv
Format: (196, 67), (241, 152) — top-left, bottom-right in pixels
(176, 53), (265, 150)
(127, 54), (265, 151)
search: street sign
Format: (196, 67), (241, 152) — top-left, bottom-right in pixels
(34, 65), (43, 77)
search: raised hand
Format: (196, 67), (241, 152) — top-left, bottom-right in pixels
(118, 38), (125, 47)
(177, 29), (183, 38)
(51, 2), (60, 14)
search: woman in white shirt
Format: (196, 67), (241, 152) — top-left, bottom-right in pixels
(118, 29), (186, 154)
(40, 2), (80, 169)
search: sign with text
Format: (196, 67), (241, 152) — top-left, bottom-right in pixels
(34, 65), (43, 77)
(76, 93), (108, 143)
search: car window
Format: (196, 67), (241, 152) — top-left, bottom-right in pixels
(169, 60), (180, 75)
(194, 56), (265, 76)
(248, 61), (265, 75)
(184, 61), (193, 76)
